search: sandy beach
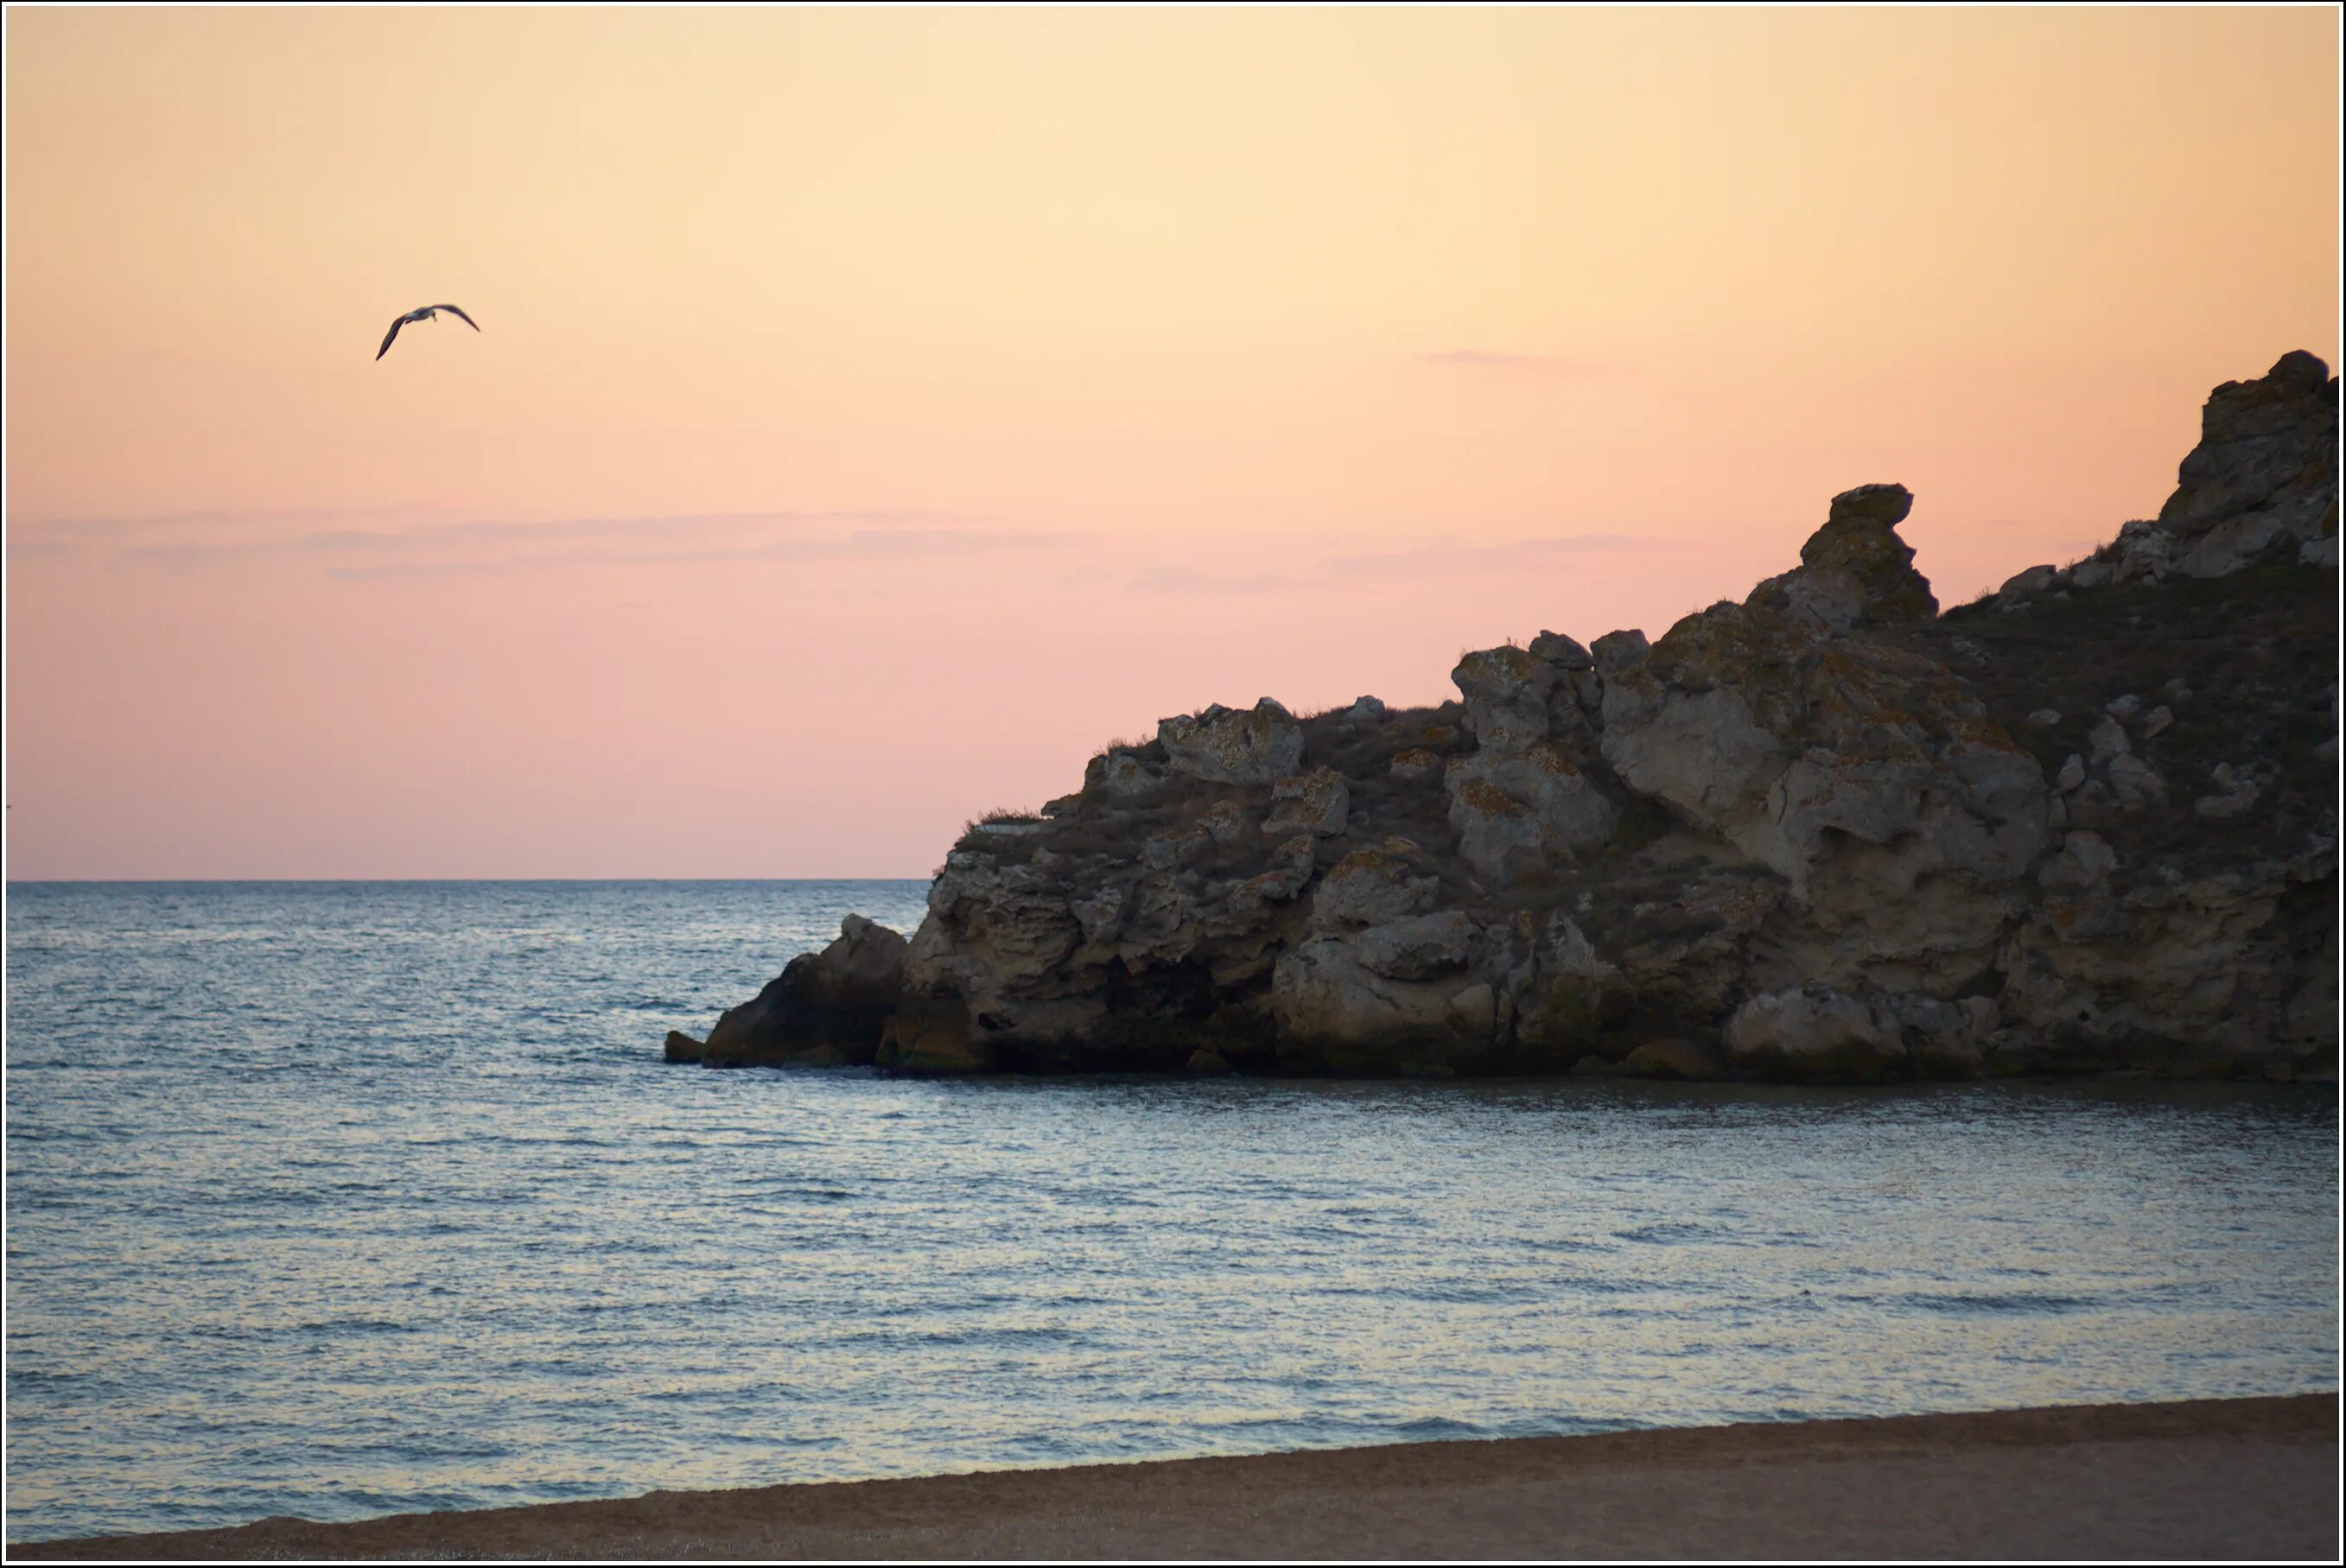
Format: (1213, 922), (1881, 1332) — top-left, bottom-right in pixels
(17, 1393), (2336, 1561)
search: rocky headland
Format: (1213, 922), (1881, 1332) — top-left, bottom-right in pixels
(667, 352), (2340, 1085)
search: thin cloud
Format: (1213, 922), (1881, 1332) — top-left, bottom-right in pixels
(10, 505), (447, 544)
(63, 509), (1060, 576)
(1328, 535), (1672, 577)
(321, 525), (1078, 581)
(1128, 566), (1297, 594)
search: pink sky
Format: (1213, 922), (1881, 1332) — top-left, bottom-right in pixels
(6, 7), (2339, 879)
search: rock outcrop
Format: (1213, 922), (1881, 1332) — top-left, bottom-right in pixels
(671, 353), (2340, 1085)
(666, 914), (907, 1068)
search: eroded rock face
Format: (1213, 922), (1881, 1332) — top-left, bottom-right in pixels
(1313, 849), (1439, 930)
(671, 352), (2338, 1085)
(1599, 594), (2050, 993)
(2161, 351), (2340, 577)
(1159, 699), (1306, 784)
(1996, 843), (2336, 1076)
(1440, 640), (1617, 887)
(1746, 484), (1938, 634)
(1262, 769), (1350, 838)
(1724, 987), (1907, 1082)
(2079, 352), (2343, 587)
(1085, 750), (1163, 798)
(1273, 910), (1496, 1073)
(1446, 748), (1616, 886)
(1453, 645), (1556, 753)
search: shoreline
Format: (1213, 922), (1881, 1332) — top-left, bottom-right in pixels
(19, 1393), (2337, 1561)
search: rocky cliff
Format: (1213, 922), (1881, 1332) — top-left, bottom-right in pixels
(667, 352), (2340, 1084)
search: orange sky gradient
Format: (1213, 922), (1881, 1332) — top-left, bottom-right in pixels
(6, 7), (2339, 879)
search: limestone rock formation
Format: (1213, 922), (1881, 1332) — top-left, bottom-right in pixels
(2098, 352), (2340, 585)
(1159, 699), (1306, 784)
(669, 352), (2339, 1086)
(1746, 483), (1939, 633)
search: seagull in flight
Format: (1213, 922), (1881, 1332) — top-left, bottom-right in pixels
(377, 303), (480, 360)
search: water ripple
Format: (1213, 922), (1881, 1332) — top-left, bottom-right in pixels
(5, 879), (2338, 1545)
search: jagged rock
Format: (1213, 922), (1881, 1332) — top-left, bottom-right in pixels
(901, 854), (1084, 1041)
(2000, 842), (2336, 1073)
(668, 352), (2337, 1087)
(699, 915), (910, 1068)
(2112, 520), (2177, 584)
(664, 1030), (706, 1063)
(2160, 351), (2339, 578)
(1599, 596), (2049, 941)
(1159, 699), (1305, 784)
(1262, 768), (1350, 838)
(1452, 644), (1558, 753)
(1446, 747), (1617, 886)
(2089, 353), (2341, 587)
(2001, 564), (2063, 597)
(1529, 631), (1593, 670)
(1591, 629), (1650, 673)
(1087, 750), (1163, 798)
(1745, 483), (1938, 633)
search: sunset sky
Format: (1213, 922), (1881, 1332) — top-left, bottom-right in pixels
(6, 6), (2338, 879)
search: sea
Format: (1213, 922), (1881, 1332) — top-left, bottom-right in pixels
(4, 879), (2338, 1544)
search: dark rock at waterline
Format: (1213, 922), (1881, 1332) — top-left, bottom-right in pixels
(697, 914), (907, 1068)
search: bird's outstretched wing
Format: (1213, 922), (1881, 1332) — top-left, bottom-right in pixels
(432, 304), (480, 332)
(377, 315), (408, 360)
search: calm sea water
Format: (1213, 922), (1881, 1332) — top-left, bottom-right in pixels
(5, 880), (2338, 1543)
